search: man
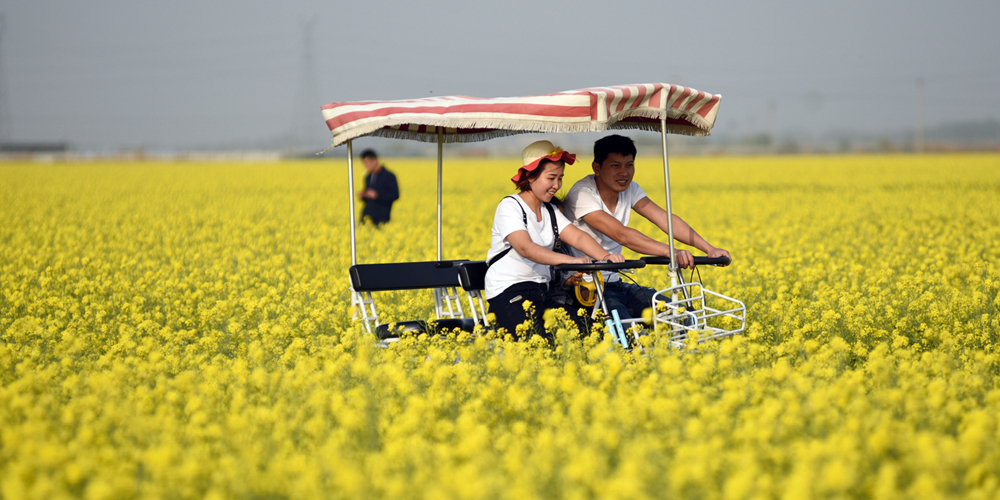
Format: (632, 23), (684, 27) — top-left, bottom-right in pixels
(357, 149), (399, 225)
(561, 134), (731, 322)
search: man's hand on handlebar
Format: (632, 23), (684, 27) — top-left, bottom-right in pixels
(673, 249), (694, 269)
(706, 247), (731, 267)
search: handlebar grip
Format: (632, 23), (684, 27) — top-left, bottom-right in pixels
(553, 260), (647, 272)
(641, 256), (731, 266)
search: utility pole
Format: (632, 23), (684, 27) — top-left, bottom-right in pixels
(916, 77), (925, 153)
(767, 99), (777, 152)
(289, 17), (320, 156)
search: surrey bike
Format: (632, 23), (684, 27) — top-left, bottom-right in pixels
(320, 83), (745, 344)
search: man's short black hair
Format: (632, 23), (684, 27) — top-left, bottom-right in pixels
(360, 149), (378, 159)
(593, 135), (636, 165)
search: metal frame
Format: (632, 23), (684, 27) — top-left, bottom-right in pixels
(465, 289), (490, 328)
(351, 290), (378, 334)
(572, 268), (646, 349)
(353, 286), (472, 337)
(348, 133), (468, 330)
(340, 86), (744, 344)
(434, 286), (467, 320)
(349, 131), (447, 263)
(651, 282), (746, 348)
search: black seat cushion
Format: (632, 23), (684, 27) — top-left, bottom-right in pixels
(350, 260), (469, 292)
(458, 261), (487, 291)
(375, 318), (484, 340)
(432, 318), (482, 333)
(374, 320), (428, 340)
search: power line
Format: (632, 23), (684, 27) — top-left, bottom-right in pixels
(0, 13), (10, 143)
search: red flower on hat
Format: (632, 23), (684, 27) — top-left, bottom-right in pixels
(511, 143), (576, 184)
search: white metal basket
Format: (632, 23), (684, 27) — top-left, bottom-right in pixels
(652, 281), (746, 348)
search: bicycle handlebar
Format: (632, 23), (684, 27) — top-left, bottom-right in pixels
(553, 260), (647, 272)
(641, 256), (731, 266)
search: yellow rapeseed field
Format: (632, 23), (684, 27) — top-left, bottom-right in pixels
(2, 152), (999, 499)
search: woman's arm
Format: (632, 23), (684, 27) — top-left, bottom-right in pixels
(505, 230), (591, 266)
(558, 225), (624, 263)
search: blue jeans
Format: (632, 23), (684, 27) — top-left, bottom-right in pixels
(602, 281), (657, 322)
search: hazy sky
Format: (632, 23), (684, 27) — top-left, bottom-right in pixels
(2, 0), (998, 151)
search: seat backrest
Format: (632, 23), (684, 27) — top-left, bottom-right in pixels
(458, 261), (487, 291)
(350, 260), (469, 292)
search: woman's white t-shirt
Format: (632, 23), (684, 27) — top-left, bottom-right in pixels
(484, 195), (571, 299)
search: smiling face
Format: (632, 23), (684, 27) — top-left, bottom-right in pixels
(527, 160), (565, 203)
(592, 152), (635, 193)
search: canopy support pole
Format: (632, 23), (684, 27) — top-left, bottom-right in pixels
(436, 129), (444, 261)
(660, 117), (679, 302)
(660, 118), (677, 274)
(347, 139), (357, 266)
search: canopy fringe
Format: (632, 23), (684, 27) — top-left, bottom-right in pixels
(328, 114), (713, 147)
(330, 117), (609, 147)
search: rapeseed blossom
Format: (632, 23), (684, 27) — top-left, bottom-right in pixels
(1, 154), (999, 499)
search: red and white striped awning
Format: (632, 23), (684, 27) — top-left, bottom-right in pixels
(321, 83), (721, 147)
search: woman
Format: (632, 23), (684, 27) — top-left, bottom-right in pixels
(485, 140), (624, 340)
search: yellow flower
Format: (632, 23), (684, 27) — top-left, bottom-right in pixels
(2, 154), (998, 499)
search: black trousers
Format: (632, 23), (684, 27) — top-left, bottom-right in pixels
(488, 282), (548, 341)
(487, 281), (589, 342)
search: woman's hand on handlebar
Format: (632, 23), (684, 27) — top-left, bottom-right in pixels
(602, 253), (625, 263)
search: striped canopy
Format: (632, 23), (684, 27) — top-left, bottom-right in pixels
(321, 83), (721, 148)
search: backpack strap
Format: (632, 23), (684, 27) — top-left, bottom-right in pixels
(487, 197), (564, 268)
(542, 202), (562, 251)
(487, 196), (527, 268)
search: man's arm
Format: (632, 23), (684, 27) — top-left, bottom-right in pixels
(579, 210), (673, 257)
(632, 197), (730, 264)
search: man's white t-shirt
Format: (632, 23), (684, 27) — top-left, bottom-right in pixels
(485, 195), (571, 299)
(562, 174), (647, 282)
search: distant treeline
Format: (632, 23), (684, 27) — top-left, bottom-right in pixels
(928, 119), (1000, 142)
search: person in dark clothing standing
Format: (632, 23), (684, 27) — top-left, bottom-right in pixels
(357, 149), (399, 225)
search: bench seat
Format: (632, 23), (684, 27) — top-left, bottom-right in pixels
(350, 260), (471, 292)
(351, 260), (490, 339)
